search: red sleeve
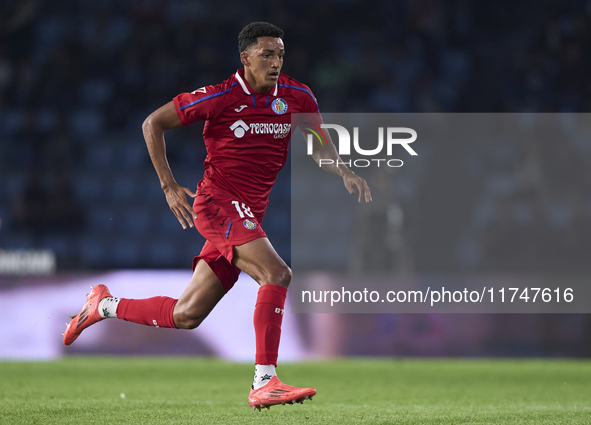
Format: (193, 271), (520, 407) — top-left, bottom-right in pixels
(296, 84), (323, 129)
(300, 84), (320, 113)
(173, 84), (224, 126)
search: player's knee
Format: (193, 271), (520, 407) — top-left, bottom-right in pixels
(173, 309), (205, 330)
(281, 265), (292, 288)
(263, 264), (291, 288)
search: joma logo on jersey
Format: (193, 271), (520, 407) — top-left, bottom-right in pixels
(230, 120), (291, 139)
(305, 124), (417, 168)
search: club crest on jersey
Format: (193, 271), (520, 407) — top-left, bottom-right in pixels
(271, 98), (288, 115)
(243, 219), (257, 230)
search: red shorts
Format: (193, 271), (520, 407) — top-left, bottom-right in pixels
(191, 186), (267, 292)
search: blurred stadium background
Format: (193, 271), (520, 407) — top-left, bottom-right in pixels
(1, 0), (590, 360)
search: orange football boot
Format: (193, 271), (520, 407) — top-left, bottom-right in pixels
(248, 376), (316, 411)
(63, 284), (112, 345)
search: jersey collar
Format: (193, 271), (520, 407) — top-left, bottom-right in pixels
(235, 70), (278, 97)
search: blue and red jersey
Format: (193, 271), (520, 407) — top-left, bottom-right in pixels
(173, 69), (321, 215)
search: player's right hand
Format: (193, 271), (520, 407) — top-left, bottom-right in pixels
(162, 183), (197, 229)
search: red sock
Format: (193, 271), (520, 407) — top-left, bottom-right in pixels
(254, 284), (288, 366)
(117, 297), (178, 329)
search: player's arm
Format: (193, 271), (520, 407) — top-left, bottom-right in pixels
(303, 129), (372, 203)
(142, 101), (197, 229)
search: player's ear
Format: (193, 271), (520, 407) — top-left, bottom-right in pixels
(240, 51), (250, 67)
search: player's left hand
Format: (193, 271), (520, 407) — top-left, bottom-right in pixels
(342, 171), (372, 203)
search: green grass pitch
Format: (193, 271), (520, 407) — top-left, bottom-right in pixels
(1, 357), (590, 424)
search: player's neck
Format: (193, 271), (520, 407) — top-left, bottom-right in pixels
(243, 70), (275, 94)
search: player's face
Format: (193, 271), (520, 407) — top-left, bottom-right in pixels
(241, 37), (284, 93)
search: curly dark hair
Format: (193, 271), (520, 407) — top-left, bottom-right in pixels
(238, 22), (284, 53)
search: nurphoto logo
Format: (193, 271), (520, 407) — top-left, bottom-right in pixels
(305, 124), (417, 168)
